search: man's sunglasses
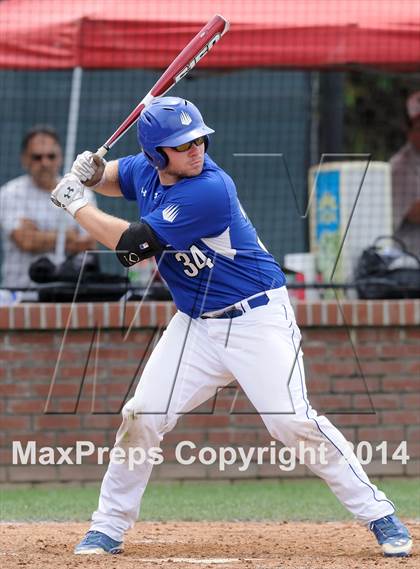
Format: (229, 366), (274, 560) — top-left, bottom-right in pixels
(171, 136), (206, 152)
(30, 153), (58, 161)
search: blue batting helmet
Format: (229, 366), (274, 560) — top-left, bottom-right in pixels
(137, 97), (215, 169)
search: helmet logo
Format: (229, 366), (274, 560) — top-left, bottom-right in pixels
(180, 111), (192, 126)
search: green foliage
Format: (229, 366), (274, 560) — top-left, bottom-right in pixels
(344, 70), (420, 160)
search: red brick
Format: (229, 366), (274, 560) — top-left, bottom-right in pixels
(406, 459), (420, 476)
(388, 302), (400, 326)
(0, 448), (14, 464)
(34, 415), (81, 430)
(371, 303), (384, 326)
(11, 367), (55, 380)
(295, 303), (307, 325)
(401, 393), (420, 409)
(405, 328), (420, 340)
(45, 305), (58, 329)
(0, 384), (31, 396)
(13, 306), (25, 329)
(358, 426), (404, 442)
(156, 304), (170, 326)
(365, 394), (401, 410)
(379, 344), (420, 358)
(356, 303), (368, 325)
(406, 426), (420, 441)
(311, 362), (357, 376)
(0, 308), (9, 329)
(57, 367), (88, 380)
(382, 377), (419, 392)
(8, 332), (52, 345)
(82, 415), (122, 429)
(7, 400), (44, 414)
(404, 302), (416, 325)
(29, 306), (41, 328)
(0, 348), (29, 362)
(231, 415), (265, 428)
(381, 410), (419, 425)
(8, 466), (57, 482)
(62, 330), (97, 344)
(362, 361), (403, 376)
(311, 303), (322, 325)
(334, 414), (379, 426)
(341, 303), (353, 324)
(351, 395), (376, 410)
(330, 345), (354, 358)
(365, 460), (405, 477)
(317, 394), (352, 410)
(0, 416), (30, 430)
(317, 329), (349, 342)
(231, 430), (260, 444)
(405, 361), (420, 375)
(356, 329), (401, 342)
(407, 442), (420, 458)
(32, 384), (79, 397)
(303, 343), (327, 358)
(182, 415), (231, 428)
(31, 349), (75, 362)
(58, 465), (107, 481)
(3, 433), (57, 447)
(332, 378), (379, 393)
(306, 377), (331, 393)
(355, 345), (378, 359)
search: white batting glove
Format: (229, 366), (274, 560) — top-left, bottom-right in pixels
(71, 151), (106, 184)
(51, 174), (89, 217)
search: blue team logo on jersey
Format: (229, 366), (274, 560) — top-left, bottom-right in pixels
(162, 204), (180, 223)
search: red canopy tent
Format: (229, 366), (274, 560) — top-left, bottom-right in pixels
(0, 0), (419, 71)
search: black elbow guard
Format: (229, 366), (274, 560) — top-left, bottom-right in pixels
(116, 221), (164, 267)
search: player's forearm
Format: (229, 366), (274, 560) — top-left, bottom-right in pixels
(74, 204), (129, 250)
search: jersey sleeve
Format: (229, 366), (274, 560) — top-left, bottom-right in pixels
(142, 176), (231, 250)
(118, 154), (150, 201)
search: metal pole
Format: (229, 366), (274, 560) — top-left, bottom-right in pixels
(55, 66), (83, 264)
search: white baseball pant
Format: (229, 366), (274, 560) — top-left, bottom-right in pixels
(90, 287), (395, 541)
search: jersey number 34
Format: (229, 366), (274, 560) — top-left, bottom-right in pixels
(175, 245), (214, 277)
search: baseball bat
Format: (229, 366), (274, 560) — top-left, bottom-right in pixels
(95, 14), (229, 159)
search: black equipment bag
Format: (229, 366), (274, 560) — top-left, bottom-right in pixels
(355, 236), (420, 300)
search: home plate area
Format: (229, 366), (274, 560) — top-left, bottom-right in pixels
(1, 521), (418, 568)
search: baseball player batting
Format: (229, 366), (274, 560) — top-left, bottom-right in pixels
(51, 97), (412, 557)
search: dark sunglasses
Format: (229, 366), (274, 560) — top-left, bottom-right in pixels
(30, 153), (58, 161)
(171, 136), (205, 152)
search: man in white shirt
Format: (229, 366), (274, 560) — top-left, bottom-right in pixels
(390, 91), (420, 255)
(0, 125), (96, 288)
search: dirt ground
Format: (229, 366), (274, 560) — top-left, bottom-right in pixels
(0, 521), (418, 569)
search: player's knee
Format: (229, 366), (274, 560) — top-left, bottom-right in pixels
(120, 397), (177, 439)
(267, 415), (322, 445)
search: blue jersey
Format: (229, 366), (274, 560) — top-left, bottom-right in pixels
(118, 154), (286, 318)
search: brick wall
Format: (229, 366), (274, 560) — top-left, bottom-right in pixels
(1, 299), (419, 484)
